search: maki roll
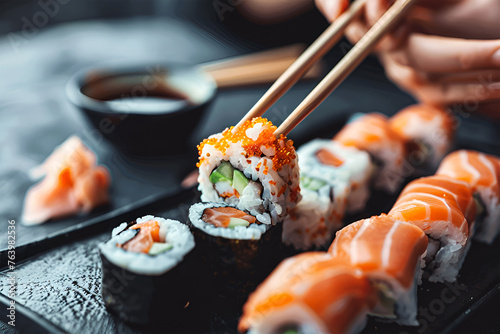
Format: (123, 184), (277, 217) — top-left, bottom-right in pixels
(197, 117), (300, 225)
(188, 202), (282, 298)
(329, 215), (428, 326)
(239, 252), (377, 334)
(334, 113), (407, 193)
(99, 216), (195, 326)
(282, 140), (373, 250)
(282, 182), (348, 251)
(389, 176), (476, 282)
(390, 104), (455, 169)
(437, 150), (500, 243)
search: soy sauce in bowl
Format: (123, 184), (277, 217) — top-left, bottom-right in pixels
(67, 63), (217, 157)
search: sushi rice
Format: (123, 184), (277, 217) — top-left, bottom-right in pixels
(99, 215), (195, 275)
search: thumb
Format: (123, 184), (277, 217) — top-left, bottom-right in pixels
(315, 0), (350, 22)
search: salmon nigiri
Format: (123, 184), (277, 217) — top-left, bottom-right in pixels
(389, 104), (455, 168)
(437, 150), (500, 243)
(329, 215), (427, 326)
(334, 113), (406, 193)
(22, 136), (110, 225)
(239, 252), (376, 334)
(389, 175), (476, 282)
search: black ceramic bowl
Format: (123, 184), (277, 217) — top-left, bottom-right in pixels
(66, 63), (217, 157)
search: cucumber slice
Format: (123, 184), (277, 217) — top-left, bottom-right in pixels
(301, 175), (326, 191)
(228, 217), (250, 228)
(209, 161), (234, 184)
(233, 170), (249, 194)
(148, 242), (173, 255)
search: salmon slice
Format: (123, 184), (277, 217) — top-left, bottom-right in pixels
(389, 104), (455, 166)
(22, 136), (110, 225)
(389, 176), (474, 244)
(202, 207), (256, 228)
(436, 150), (500, 243)
(399, 176), (476, 228)
(239, 252), (376, 334)
(437, 150), (500, 196)
(328, 215), (427, 325)
(334, 113), (406, 193)
(123, 220), (161, 253)
(329, 215), (427, 289)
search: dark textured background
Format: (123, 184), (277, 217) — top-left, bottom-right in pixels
(1, 0), (499, 333)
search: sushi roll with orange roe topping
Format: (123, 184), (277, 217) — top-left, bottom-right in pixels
(437, 150), (500, 243)
(334, 113), (406, 193)
(389, 104), (455, 169)
(197, 117), (300, 225)
(389, 175), (476, 282)
(329, 215), (428, 326)
(239, 252), (377, 334)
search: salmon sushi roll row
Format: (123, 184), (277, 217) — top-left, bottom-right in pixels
(329, 215), (428, 326)
(334, 113), (406, 193)
(283, 140), (373, 250)
(197, 117), (301, 225)
(437, 150), (500, 244)
(239, 252), (377, 334)
(389, 104), (455, 169)
(389, 175), (476, 282)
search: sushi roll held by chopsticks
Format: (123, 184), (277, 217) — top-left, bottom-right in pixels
(197, 117), (301, 225)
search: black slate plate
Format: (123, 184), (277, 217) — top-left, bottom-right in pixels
(0, 184), (498, 334)
(1, 113), (499, 333)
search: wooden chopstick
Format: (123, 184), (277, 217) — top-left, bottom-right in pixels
(204, 56), (323, 89)
(275, 0), (417, 136)
(234, 0), (366, 130)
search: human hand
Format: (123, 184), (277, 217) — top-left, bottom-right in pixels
(315, 0), (500, 114)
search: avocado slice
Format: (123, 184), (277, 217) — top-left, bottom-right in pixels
(233, 169), (249, 194)
(301, 175), (326, 191)
(209, 161), (234, 184)
(148, 242), (173, 255)
(228, 217), (250, 228)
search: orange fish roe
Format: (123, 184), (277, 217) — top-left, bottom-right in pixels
(197, 117), (296, 171)
(269, 180), (276, 185)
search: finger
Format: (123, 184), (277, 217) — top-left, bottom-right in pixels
(402, 34), (500, 73)
(428, 70), (500, 85)
(315, 0), (349, 22)
(380, 53), (500, 105)
(414, 80), (500, 106)
(365, 0), (391, 26)
(409, 0), (500, 39)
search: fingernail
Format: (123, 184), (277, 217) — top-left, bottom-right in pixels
(488, 82), (500, 89)
(492, 49), (500, 67)
(326, 1), (341, 20)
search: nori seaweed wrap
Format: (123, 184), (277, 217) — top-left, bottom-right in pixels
(98, 215), (201, 330)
